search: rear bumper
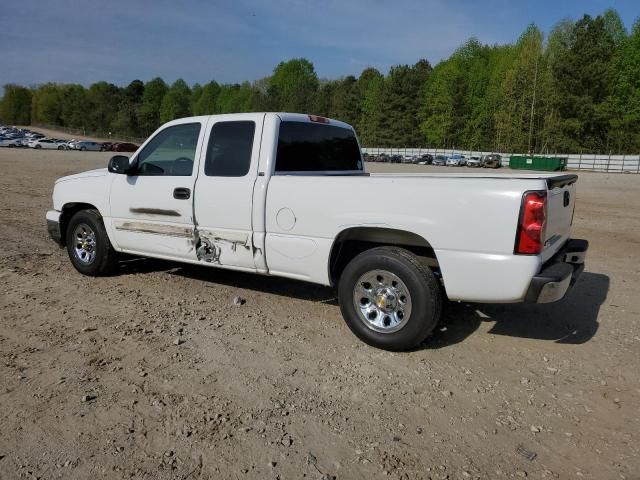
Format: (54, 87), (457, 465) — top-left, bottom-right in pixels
(46, 210), (63, 246)
(524, 239), (588, 303)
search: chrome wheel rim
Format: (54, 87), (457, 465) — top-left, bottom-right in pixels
(352, 269), (412, 333)
(73, 223), (97, 264)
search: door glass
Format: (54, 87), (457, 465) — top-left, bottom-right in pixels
(204, 121), (255, 177)
(136, 123), (201, 176)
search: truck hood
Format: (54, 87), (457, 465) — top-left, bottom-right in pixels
(55, 168), (108, 184)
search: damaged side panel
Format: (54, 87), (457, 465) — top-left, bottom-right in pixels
(194, 228), (255, 268)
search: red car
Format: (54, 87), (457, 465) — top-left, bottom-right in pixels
(111, 142), (139, 152)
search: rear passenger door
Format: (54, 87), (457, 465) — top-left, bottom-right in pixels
(192, 113), (264, 270)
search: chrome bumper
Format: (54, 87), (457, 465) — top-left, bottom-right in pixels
(525, 239), (588, 303)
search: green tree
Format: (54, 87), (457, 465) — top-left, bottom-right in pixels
(312, 79), (337, 118)
(552, 15), (616, 152)
(606, 19), (640, 152)
(379, 60), (431, 146)
(31, 83), (64, 125)
(267, 58), (319, 112)
(193, 81), (221, 115)
(602, 8), (627, 46)
(60, 84), (87, 129)
(85, 82), (121, 132)
(138, 77), (168, 135)
(495, 26), (546, 152)
(190, 83), (203, 113)
(0, 84), (32, 124)
(159, 79), (191, 123)
(327, 76), (360, 125)
(419, 52), (467, 148)
(111, 80), (144, 135)
(356, 68), (385, 144)
(216, 82), (261, 113)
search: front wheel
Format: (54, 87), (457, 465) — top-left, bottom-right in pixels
(65, 209), (117, 276)
(338, 246), (442, 351)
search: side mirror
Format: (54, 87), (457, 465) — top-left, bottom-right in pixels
(108, 155), (131, 174)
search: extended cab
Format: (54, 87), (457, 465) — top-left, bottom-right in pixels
(46, 113), (588, 351)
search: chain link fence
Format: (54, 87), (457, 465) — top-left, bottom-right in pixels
(362, 147), (640, 173)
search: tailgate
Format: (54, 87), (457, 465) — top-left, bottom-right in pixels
(542, 175), (577, 262)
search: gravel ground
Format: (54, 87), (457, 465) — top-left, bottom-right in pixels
(0, 148), (639, 479)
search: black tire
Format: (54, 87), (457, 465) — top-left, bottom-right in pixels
(65, 209), (117, 276)
(80, 146), (86, 151)
(58, 145), (64, 150)
(338, 246), (442, 351)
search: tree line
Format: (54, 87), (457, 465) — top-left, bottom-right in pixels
(1, 10), (639, 153)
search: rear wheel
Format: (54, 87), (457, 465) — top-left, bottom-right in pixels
(80, 146), (86, 151)
(338, 246), (442, 351)
(65, 209), (117, 276)
(57, 145), (64, 150)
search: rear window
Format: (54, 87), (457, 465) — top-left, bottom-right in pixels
(275, 121), (363, 173)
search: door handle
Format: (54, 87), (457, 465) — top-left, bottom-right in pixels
(173, 187), (191, 200)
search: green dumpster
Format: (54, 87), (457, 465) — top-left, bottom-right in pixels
(509, 156), (568, 171)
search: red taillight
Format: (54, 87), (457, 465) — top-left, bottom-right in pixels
(516, 191), (547, 254)
(308, 114), (329, 124)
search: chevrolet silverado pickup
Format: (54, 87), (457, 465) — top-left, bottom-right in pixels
(46, 113), (588, 351)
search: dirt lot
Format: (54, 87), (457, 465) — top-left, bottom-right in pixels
(0, 148), (639, 480)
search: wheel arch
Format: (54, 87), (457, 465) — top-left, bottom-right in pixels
(59, 202), (102, 247)
(328, 226), (440, 286)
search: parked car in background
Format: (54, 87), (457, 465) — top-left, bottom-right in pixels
(112, 142), (139, 152)
(467, 156), (483, 167)
(100, 142), (114, 152)
(65, 139), (80, 150)
(74, 141), (102, 152)
(432, 155), (447, 166)
(30, 139), (66, 150)
(389, 154), (403, 163)
(446, 154), (466, 166)
(377, 153), (389, 163)
(483, 154), (502, 169)
(417, 154), (433, 165)
(0, 137), (24, 147)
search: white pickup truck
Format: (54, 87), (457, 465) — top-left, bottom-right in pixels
(46, 113), (588, 351)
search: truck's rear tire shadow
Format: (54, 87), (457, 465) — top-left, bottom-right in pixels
(427, 272), (609, 348)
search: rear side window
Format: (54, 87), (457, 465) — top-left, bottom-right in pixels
(204, 121), (256, 177)
(276, 122), (363, 172)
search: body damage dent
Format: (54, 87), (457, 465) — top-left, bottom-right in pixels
(194, 228), (252, 264)
(114, 221), (193, 238)
(114, 221), (252, 265)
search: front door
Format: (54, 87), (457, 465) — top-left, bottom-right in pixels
(192, 113), (264, 270)
(109, 121), (205, 260)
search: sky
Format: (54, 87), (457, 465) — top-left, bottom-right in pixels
(0, 0), (637, 88)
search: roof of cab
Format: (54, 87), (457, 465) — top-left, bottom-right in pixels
(161, 112), (354, 130)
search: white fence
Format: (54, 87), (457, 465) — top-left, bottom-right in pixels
(361, 147), (640, 173)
